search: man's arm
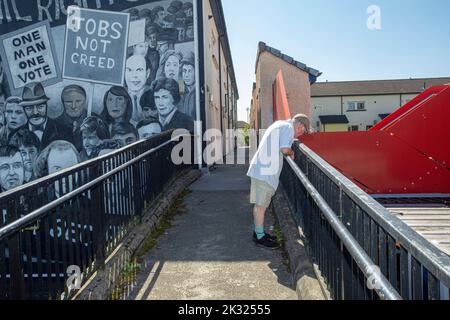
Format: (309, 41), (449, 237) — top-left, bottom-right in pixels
(281, 147), (294, 160)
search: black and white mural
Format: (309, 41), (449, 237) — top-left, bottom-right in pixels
(0, 0), (197, 193)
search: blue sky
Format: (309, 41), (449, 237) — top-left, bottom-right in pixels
(221, 0), (450, 121)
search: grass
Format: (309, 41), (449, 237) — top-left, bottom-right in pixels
(108, 260), (140, 300)
(135, 189), (191, 260)
(270, 206), (292, 273)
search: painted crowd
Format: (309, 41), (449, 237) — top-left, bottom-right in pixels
(0, 1), (196, 194)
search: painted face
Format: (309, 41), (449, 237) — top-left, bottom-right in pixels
(154, 89), (175, 117)
(5, 102), (27, 130)
(106, 93), (127, 120)
(125, 56), (149, 92)
(157, 10), (166, 22)
(19, 146), (38, 173)
(164, 55), (180, 80)
(48, 148), (78, 175)
(182, 64), (195, 87)
(142, 106), (158, 120)
(0, 152), (24, 191)
(138, 123), (162, 139)
(186, 25), (194, 38)
(63, 90), (86, 119)
(176, 27), (186, 42)
(185, 8), (193, 17)
(82, 131), (102, 157)
(161, 20), (173, 28)
(133, 43), (149, 56)
(24, 103), (47, 127)
(147, 33), (157, 49)
(113, 133), (137, 146)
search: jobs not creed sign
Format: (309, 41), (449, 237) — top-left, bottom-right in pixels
(62, 6), (130, 86)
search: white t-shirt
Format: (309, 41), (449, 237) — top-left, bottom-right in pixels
(247, 120), (295, 190)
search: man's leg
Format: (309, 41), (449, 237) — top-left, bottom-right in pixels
(253, 205), (267, 240)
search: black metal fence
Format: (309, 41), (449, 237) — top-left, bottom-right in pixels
(0, 130), (193, 300)
(281, 141), (450, 300)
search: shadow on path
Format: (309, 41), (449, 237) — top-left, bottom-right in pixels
(128, 156), (297, 300)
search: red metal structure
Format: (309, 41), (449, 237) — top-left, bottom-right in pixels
(273, 71), (450, 195)
(273, 70), (292, 121)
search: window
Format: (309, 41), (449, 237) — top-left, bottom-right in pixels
(348, 125), (359, 132)
(348, 101), (366, 111)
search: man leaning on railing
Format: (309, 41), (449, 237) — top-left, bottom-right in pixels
(246, 114), (310, 249)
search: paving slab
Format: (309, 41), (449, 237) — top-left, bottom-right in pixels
(128, 163), (297, 300)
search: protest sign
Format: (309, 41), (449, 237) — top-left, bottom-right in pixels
(62, 6), (130, 86)
(0, 21), (61, 95)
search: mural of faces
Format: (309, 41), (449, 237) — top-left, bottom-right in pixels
(142, 105), (158, 120)
(182, 64), (195, 87)
(164, 55), (181, 81)
(106, 92), (127, 120)
(155, 88), (176, 117)
(47, 146), (79, 175)
(19, 145), (38, 176)
(155, 9), (167, 25)
(0, 151), (24, 191)
(24, 103), (47, 127)
(125, 55), (150, 92)
(146, 33), (158, 49)
(133, 43), (149, 56)
(0, 0), (196, 192)
(138, 122), (162, 139)
(112, 132), (137, 146)
(5, 100), (27, 131)
(82, 130), (102, 157)
(62, 89), (86, 119)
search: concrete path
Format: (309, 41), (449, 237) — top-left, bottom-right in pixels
(128, 162), (297, 300)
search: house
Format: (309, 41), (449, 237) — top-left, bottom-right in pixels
(311, 77), (450, 132)
(250, 42), (321, 131)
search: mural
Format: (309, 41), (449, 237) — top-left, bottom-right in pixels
(0, 0), (197, 194)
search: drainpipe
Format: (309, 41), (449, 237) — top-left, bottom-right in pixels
(193, 0), (205, 169)
(218, 34), (224, 158)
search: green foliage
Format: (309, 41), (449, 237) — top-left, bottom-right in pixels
(243, 123), (251, 146)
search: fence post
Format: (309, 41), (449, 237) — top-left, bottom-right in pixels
(91, 163), (107, 270)
(7, 198), (25, 299)
(133, 147), (143, 223)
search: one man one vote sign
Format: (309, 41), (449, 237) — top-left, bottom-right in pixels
(62, 6), (130, 86)
(0, 21), (61, 95)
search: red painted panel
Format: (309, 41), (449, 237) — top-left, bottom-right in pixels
(301, 132), (450, 194)
(372, 85), (450, 168)
(272, 70), (291, 121)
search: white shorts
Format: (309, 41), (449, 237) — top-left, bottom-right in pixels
(250, 178), (276, 207)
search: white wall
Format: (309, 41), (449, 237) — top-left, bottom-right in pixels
(312, 93), (419, 132)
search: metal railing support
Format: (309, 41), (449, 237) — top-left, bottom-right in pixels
(285, 156), (402, 300)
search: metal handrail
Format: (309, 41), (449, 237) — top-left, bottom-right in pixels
(285, 156), (402, 300)
(0, 134), (187, 240)
(296, 142), (450, 289)
(0, 130), (192, 202)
